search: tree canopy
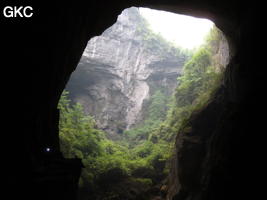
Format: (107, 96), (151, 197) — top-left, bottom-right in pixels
(58, 26), (225, 200)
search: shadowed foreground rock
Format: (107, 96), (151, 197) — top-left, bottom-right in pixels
(2, 0), (254, 200)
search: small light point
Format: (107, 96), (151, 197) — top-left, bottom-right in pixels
(45, 147), (51, 152)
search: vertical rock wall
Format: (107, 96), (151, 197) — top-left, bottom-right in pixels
(66, 7), (187, 136)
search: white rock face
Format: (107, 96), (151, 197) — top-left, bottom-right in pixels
(66, 7), (187, 136)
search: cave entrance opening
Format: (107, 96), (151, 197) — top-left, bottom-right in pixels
(58, 7), (229, 200)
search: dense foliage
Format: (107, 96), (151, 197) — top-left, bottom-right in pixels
(58, 26), (225, 200)
(58, 91), (171, 200)
(123, 27), (224, 145)
(160, 27), (225, 141)
(123, 90), (170, 145)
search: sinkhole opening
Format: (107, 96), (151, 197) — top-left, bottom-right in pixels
(58, 7), (229, 200)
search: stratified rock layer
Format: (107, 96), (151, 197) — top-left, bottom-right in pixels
(66, 8), (186, 136)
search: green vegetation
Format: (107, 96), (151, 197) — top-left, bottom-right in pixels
(137, 13), (192, 60)
(58, 26), (225, 200)
(58, 91), (171, 200)
(123, 90), (170, 145)
(160, 27), (225, 141)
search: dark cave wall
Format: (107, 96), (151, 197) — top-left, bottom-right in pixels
(165, 6), (254, 200)
(1, 1), (254, 200)
(2, 3), (129, 199)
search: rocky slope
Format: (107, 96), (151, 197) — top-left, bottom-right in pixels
(66, 7), (188, 136)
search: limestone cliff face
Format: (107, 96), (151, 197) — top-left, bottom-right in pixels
(66, 7), (187, 136)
